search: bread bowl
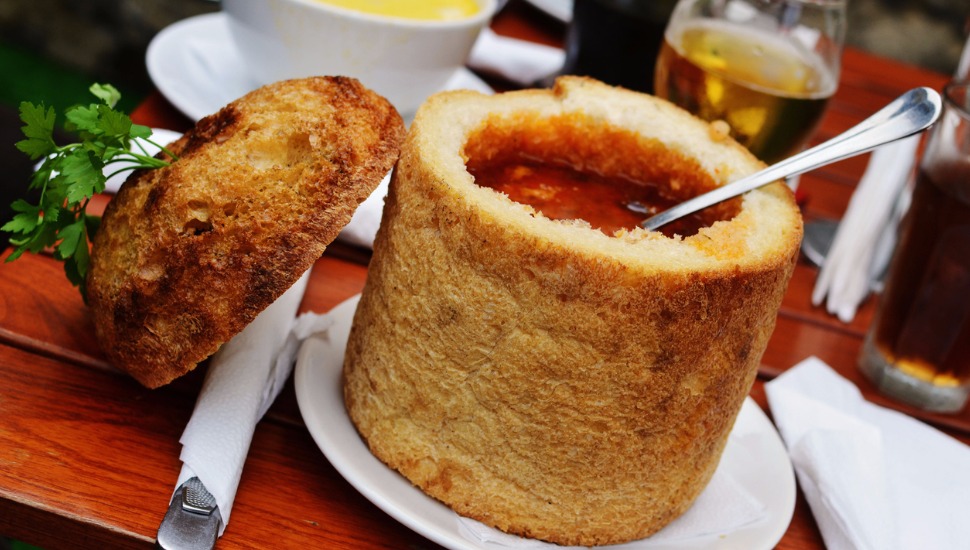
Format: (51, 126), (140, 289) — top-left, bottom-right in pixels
(342, 76), (801, 545)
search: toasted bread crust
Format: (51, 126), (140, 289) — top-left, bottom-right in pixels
(343, 77), (801, 545)
(87, 77), (404, 388)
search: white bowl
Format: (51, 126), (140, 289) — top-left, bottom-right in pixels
(222, 0), (496, 116)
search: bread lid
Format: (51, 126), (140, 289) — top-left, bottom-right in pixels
(87, 77), (405, 388)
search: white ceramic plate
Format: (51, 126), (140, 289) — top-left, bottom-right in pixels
(294, 295), (797, 550)
(146, 12), (494, 122)
(524, 0), (572, 22)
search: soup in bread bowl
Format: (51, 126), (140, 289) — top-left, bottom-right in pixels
(343, 76), (802, 546)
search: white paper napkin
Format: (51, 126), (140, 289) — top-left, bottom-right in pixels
(468, 27), (566, 86)
(765, 357), (970, 550)
(173, 270), (310, 535)
(336, 175), (390, 249)
(811, 135), (920, 322)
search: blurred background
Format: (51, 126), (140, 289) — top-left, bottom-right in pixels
(0, 0), (967, 244)
(0, 0), (967, 116)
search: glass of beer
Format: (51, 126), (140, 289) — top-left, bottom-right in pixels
(654, 0), (846, 164)
(859, 81), (970, 414)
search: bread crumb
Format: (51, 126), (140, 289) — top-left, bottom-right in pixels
(708, 120), (731, 142)
(616, 226), (667, 242)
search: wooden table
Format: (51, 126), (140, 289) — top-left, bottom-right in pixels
(1, 2), (967, 548)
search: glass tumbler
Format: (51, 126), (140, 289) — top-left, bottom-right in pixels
(859, 80), (970, 414)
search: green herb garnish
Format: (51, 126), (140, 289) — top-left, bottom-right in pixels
(2, 83), (176, 298)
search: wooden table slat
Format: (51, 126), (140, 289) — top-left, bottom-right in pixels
(0, 342), (444, 549)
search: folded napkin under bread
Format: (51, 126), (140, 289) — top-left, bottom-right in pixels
(766, 357), (970, 550)
(172, 270), (310, 535)
(811, 135), (921, 323)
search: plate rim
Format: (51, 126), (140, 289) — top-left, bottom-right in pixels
(146, 12), (495, 123)
(146, 12), (243, 122)
(294, 294), (796, 549)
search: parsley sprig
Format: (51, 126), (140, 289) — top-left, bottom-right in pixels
(2, 83), (176, 298)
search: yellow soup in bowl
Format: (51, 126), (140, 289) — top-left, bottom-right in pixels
(313, 0), (480, 20)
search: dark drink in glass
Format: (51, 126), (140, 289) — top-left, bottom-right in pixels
(860, 81), (970, 413)
(559, 0), (677, 93)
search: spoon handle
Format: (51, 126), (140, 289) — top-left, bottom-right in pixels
(640, 87), (942, 232)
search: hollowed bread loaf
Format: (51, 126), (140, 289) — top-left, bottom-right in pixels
(87, 76), (405, 388)
(342, 76), (801, 546)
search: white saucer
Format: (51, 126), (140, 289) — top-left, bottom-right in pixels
(294, 295), (796, 550)
(146, 12), (494, 122)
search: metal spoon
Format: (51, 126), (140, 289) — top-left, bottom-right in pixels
(640, 87), (942, 232)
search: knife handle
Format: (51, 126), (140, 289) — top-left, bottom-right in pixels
(156, 477), (223, 550)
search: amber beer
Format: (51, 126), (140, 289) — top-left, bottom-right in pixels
(655, 20), (836, 163)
